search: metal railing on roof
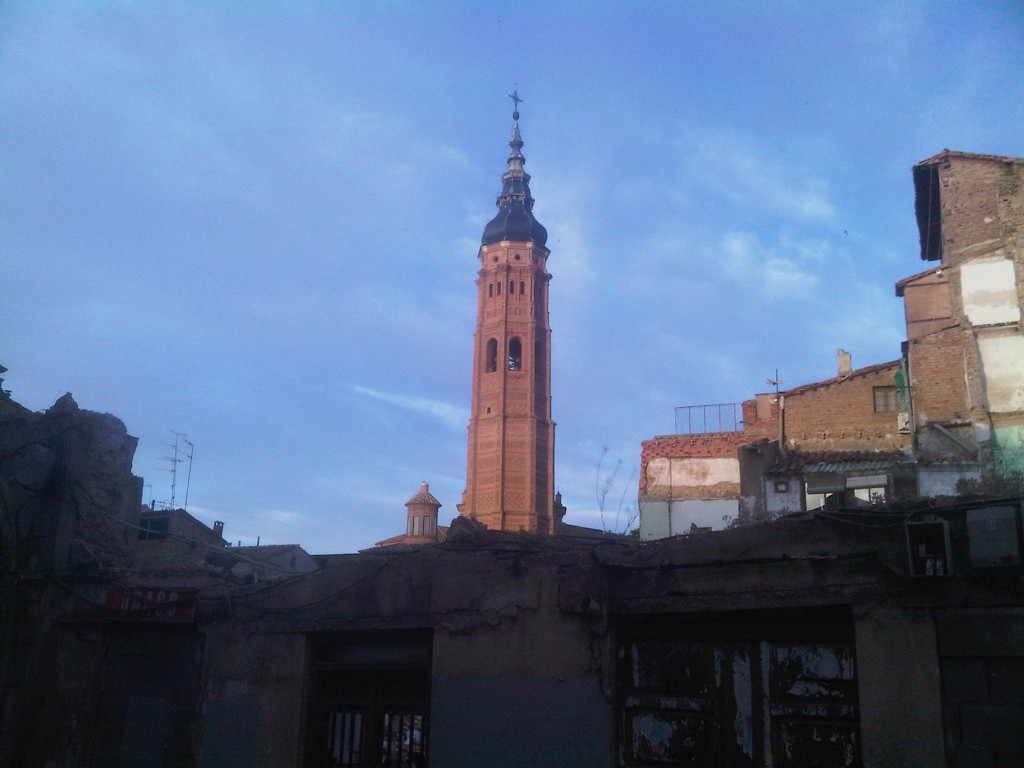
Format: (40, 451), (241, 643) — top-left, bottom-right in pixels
(674, 402), (743, 435)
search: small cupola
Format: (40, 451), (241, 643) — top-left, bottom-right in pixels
(405, 481), (442, 539)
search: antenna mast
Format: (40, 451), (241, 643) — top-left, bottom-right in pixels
(157, 431), (193, 510)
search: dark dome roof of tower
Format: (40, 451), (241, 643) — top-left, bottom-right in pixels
(481, 109), (547, 247)
(481, 200), (548, 246)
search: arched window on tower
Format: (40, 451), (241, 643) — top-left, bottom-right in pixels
(486, 338), (498, 373)
(488, 284), (493, 298)
(508, 337), (522, 371)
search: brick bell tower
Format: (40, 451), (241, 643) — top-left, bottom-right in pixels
(458, 94), (564, 534)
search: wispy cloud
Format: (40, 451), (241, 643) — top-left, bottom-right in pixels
(718, 231), (827, 297)
(683, 129), (836, 221)
(350, 384), (468, 430)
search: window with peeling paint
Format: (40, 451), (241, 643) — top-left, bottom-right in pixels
(617, 612), (861, 767)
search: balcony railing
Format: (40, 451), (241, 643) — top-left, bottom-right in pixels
(674, 402), (743, 435)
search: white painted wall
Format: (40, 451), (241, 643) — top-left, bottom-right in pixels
(639, 499), (736, 538)
(669, 499), (737, 532)
(917, 466), (982, 496)
(766, 481), (803, 516)
(639, 500), (670, 540)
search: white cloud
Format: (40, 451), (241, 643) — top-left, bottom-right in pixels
(349, 384), (468, 430)
(683, 129), (837, 221)
(718, 230), (825, 298)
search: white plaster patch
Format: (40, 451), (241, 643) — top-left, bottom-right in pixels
(978, 335), (1024, 412)
(645, 457), (673, 490)
(961, 257), (1019, 326)
(670, 457), (740, 487)
(646, 456), (740, 491)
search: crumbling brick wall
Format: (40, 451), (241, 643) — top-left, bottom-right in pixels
(905, 154), (1024, 470)
(639, 433), (750, 500)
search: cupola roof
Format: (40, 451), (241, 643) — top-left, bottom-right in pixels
(481, 92), (548, 247)
(405, 481), (441, 509)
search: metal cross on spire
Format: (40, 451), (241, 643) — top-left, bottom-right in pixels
(509, 89), (522, 112)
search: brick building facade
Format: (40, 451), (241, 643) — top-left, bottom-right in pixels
(640, 355), (911, 536)
(899, 151), (1024, 491)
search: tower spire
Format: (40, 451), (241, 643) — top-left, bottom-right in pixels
(481, 92), (547, 247)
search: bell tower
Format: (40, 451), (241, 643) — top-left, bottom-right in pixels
(458, 95), (564, 534)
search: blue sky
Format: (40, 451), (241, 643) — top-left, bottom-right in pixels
(2, 1), (1022, 552)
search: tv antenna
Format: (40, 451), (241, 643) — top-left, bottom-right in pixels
(766, 369), (783, 395)
(158, 432), (194, 511)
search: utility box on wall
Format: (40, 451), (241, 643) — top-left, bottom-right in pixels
(966, 505), (1022, 567)
(906, 519), (952, 577)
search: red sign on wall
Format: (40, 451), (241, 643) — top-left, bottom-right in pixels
(106, 587), (197, 622)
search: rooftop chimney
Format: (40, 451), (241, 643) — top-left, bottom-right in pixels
(837, 349), (852, 376)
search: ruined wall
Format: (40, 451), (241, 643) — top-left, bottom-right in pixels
(0, 393), (142, 573)
(640, 433), (749, 499)
(0, 393), (144, 768)
(639, 433), (748, 536)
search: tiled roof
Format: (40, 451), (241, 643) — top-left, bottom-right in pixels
(233, 544), (303, 556)
(374, 525), (449, 548)
(895, 265), (943, 296)
(773, 360), (900, 398)
(405, 482), (442, 507)
(915, 150), (1024, 167)
(768, 450), (907, 476)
